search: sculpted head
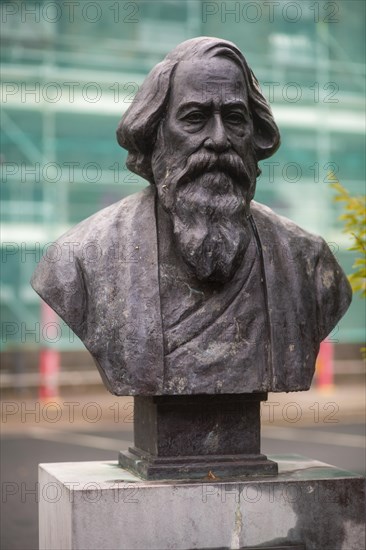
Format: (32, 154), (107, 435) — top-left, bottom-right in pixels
(117, 37), (280, 282)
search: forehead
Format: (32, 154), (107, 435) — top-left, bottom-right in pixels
(170, 57), (248, 107)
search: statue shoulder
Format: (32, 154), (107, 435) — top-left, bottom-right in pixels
(250, 200), (324, 249)
(30, 187), (154, 337)
(250, 200), (352, 341)
(36, 187), (153, 262)
(56, 187), (153, 248)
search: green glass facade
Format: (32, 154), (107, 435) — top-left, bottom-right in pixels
(1, 0), (365, 350)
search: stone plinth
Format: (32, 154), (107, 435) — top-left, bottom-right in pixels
(119, 393), (278, 479)
(39, 455), (365, 550)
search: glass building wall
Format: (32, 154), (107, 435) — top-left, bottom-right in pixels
(1, 0), (365, 351)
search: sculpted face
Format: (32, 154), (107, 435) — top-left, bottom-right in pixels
(161, 57), (253, 167)
(152, 56), (258, 283)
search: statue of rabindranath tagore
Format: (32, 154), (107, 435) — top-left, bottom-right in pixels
(31, 37), (352, 396)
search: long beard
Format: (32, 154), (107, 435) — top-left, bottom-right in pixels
(169, 172), (249, 282)
(152, 146), (257, 283)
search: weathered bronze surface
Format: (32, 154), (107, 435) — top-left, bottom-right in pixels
(31, 37), (352, 397)
(31, 37), (352, 479)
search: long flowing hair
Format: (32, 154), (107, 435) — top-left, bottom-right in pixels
(116, 37), (280, 184)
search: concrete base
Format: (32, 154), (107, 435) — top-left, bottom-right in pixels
(39, 455), (365, 550)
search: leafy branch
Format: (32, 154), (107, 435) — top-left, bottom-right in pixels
(330, 179), (366, 298)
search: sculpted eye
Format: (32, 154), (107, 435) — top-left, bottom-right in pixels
(182, 111), (206, 124)
(225, 112), (245, 125)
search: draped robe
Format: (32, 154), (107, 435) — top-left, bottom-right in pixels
(31, 186), (352, 395)
(157, 203), (270, 394)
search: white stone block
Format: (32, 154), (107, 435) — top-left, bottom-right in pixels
(39, 455), (365, 550)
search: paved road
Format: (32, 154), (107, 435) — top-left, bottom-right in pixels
(1, 422), (364, 550)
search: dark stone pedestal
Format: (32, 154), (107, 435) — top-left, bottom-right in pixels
(119, 393), (278, 480)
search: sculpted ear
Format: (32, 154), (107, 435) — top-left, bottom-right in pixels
(252, 113), (281, 161)
(248, 69), (281, 161)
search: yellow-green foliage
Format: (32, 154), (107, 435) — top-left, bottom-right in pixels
(331, 180), (366, 298)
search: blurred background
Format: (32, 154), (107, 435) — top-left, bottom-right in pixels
(1, 1), (365, 549)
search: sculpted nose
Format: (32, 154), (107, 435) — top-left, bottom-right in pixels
(204, 115), (230, 153)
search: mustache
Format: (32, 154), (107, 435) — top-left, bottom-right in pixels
(173, 150), (251, 187)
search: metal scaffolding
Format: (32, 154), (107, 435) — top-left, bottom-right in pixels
(1, 0), (365, 351)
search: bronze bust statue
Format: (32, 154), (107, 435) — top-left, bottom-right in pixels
(31, 37), (352, 398)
